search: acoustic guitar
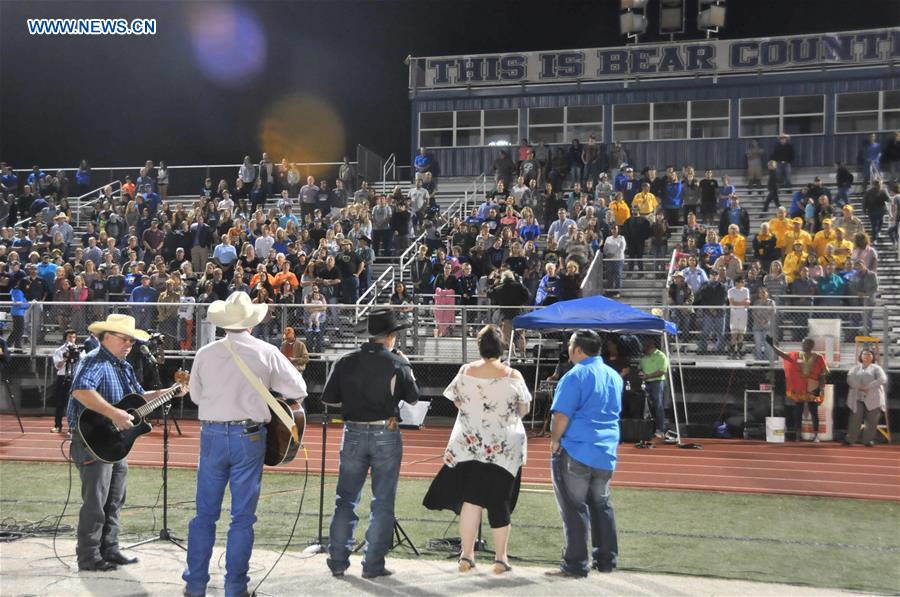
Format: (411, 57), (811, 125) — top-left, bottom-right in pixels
(77, 370), (189, 463)
(265, 398), (306, 466)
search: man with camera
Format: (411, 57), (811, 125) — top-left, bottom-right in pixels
(51, 329), (81, 433)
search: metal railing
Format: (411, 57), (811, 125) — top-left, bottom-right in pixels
(461, 174), (488, 217)
(13, 161), (356, 199)
(382, 153), (396, 183)
(355, 265), (395, 320)
(74, 180), (123, 229)
(580, 250), (604, 296)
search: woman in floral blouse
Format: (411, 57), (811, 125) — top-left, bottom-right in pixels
(423, 326), (532, 575)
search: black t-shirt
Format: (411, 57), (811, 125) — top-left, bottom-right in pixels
(335, 251), (361, 278)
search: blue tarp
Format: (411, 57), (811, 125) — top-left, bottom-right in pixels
(512, 295), (677, 335)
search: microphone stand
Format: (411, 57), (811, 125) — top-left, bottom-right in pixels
(0, 369), (25, 434)
(303, 402), (329, 554)
(126, 402), (185, 551)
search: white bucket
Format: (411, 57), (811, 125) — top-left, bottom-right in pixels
(765, 417), (786, 443)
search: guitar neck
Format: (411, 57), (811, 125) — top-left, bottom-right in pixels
(133, 386), (180, 419)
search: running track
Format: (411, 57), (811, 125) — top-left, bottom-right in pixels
(1, 415), (898, 501)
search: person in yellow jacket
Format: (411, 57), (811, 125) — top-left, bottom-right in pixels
(783, 241), (808, 283)
(782, 218), (813, 254)
(812, 218), (836, 258)
(828, 226), (854, 269)
(632, 182), (658, 217)
(768, 207), (791, 255)
(608, 192), (631, 227)
(721, 224), (746, 262)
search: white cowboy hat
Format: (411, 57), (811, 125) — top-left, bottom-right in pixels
(88, 314), (150, 341)
(206, 291), (267, 330)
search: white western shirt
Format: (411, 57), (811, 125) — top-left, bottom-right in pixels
(189, 331), (307, 423)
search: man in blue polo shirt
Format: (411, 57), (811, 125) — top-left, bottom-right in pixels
(547, 330), (622, 578)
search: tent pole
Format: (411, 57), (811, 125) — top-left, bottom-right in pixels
(507, 325), (514, 361)
(663, 333), (682, 444)
(531, 333), (542, 430)
(675, 333), (689, 425)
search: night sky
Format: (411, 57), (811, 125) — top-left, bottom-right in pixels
(0, 0), (894, 170)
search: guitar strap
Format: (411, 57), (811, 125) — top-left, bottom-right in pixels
(223, 339), (299, 442)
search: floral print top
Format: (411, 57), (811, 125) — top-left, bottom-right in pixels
(442, 364), (532, 477)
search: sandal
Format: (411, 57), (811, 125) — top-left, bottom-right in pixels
(458, 557), (475, 573)
(493, 560), (512, 574)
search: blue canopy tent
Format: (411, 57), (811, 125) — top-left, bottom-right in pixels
(512, 295), (689, 444)
(512, 295), (677, 335)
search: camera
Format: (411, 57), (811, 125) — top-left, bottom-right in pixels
(147, 332), (165, 349)
(64, 344), (82, 363)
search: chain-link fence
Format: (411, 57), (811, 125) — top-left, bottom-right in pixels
(1, 300), (896, 437)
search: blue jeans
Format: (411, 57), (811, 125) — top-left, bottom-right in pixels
(777, 162), (792, 188)
(835, 184), (850, 207)
(645, 380), (666, 433)
(183, 423), (266, 597)
(604, 260), (623, 291)
(698, 311), (725, 353)
(327, 423), (402, 576)
(551, 449), (617, 576)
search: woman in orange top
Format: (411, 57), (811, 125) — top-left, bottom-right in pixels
(767, 336), (829, 442)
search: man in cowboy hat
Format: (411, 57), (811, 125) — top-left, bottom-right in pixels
(182, 292), (307, 597)
(323, 308), (420, 579)
(68, 314), (186, 572)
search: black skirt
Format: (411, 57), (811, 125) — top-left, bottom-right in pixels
(422, 460), (522, 528)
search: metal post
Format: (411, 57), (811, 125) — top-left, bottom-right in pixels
(461, 307), (468, 363)
(531, 333), (542, 430)
(882, 305), (890, 371)
(674, 332), (689, 425)
(662, 333), (682, 443)
(412, 308), (420, 355)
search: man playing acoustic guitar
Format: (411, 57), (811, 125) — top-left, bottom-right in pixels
(183, 291), (307, 597)
(68, 314), (188, 572)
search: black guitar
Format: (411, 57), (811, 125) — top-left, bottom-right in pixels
(77, 371), (189, 463)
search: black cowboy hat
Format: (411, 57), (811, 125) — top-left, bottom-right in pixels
(362, 308), (408, 337)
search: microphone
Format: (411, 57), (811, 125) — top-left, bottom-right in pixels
(139, 343), (157, 365)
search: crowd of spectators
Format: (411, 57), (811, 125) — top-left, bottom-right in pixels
(1, 131), (897, 356)
(0, 155), (443, 351)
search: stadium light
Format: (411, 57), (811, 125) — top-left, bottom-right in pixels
(619, 0), (648, 41)
(698, 0), (726, 38)
(659, 0), (685, 36)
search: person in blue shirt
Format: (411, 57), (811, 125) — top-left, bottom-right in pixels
(26, 165), (46, 188)
(36, 254), (58, 287)
(547, 330), (622, 578)
(1, 166), (18, 196)
(129, 275), (159, 331)
(212, 234), (238, 270)
(8, 279), (29, 349)
(663, 172), (683, 226)
(414, 147), (433, 178)
(75, 160), (91, 196)
(860, 132), (882, 188)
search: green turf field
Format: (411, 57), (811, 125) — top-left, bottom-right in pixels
(1, 461), (898, 593)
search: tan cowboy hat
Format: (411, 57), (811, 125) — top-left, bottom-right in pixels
(206, 291), (267, 330)
(88, 314), (150, 341)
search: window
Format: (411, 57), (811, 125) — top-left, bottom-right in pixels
(613, 100), (728, 141)
(419, 109), (519, 147)
(527, 106), (603, 144)
(739, 95), (824, 137)
(835, 90), (900, 134)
